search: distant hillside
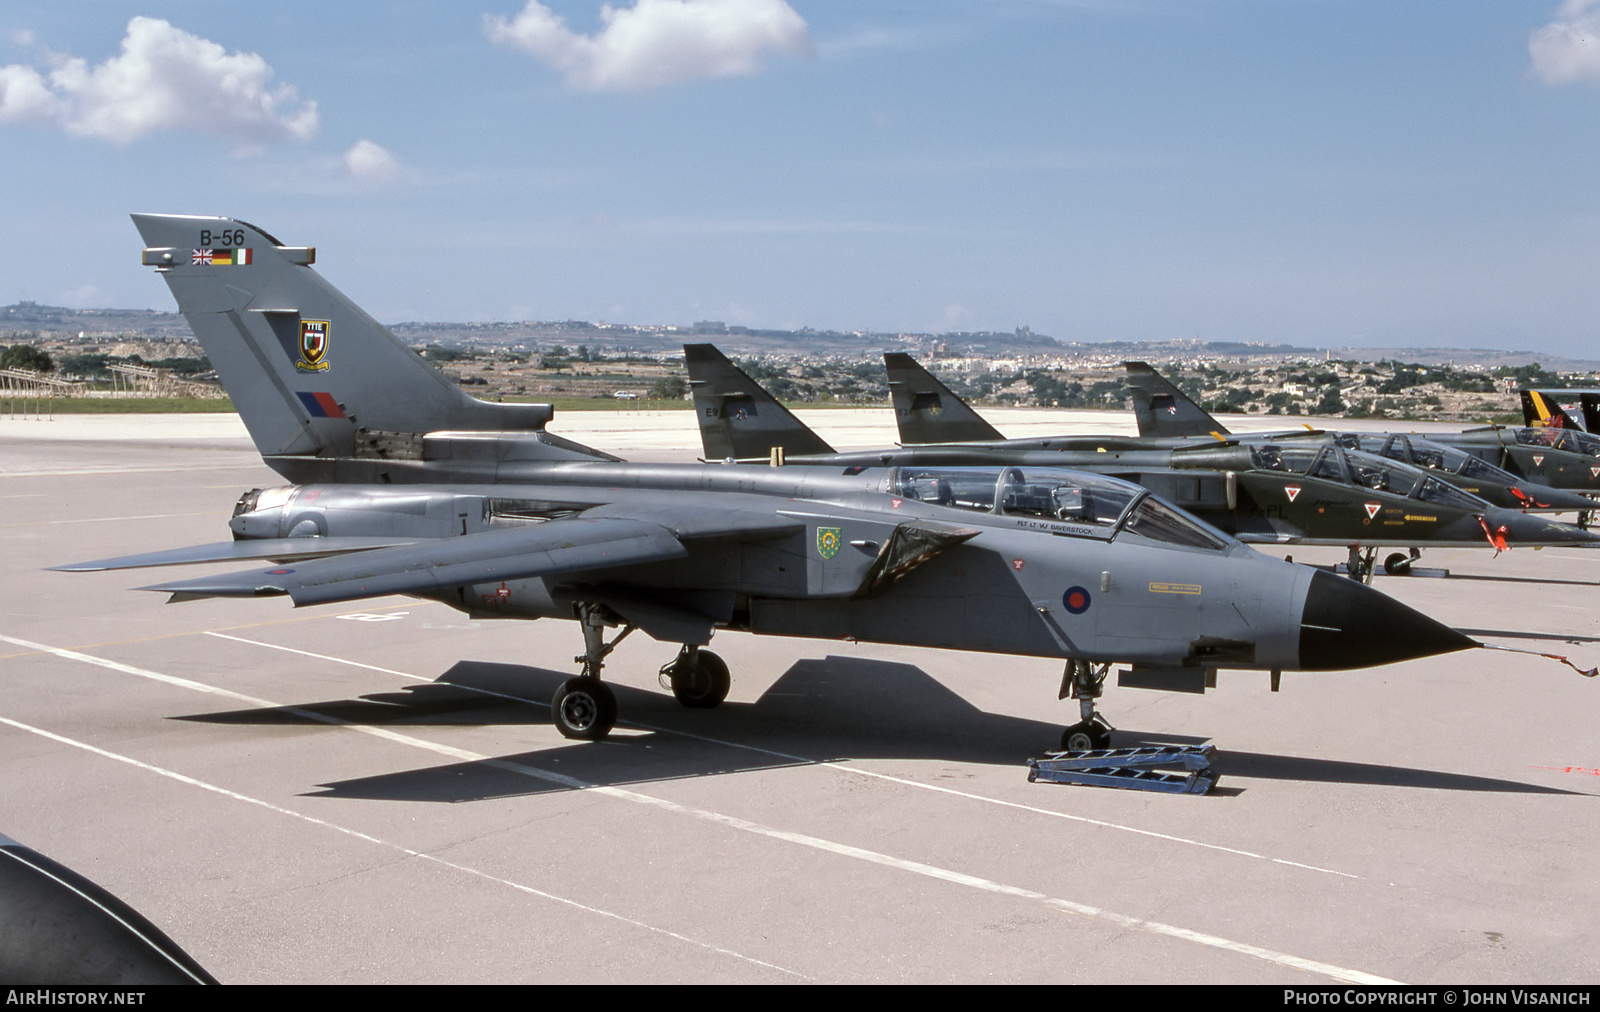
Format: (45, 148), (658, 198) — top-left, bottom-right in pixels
(5, 302), (1597, 370)
(2, 301), (192, 340)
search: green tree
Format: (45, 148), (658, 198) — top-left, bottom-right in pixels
(649, 375), (687, 400)
(2, 344), (53, 372)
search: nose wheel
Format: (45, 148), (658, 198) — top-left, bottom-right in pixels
(1059, 660), (1114, 752)
(1383, 547), (1421, 575)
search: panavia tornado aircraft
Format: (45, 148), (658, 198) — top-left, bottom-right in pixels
(55, 213), (1485, 752)
(686, 345), (1600, 582)
(1123, 361), (1600, 511)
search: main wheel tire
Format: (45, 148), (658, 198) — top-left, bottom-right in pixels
(1060, 721), (1110, 752)
(552, 677), (617, 740)
(1383, 552), (1412, 576)
(670, 649), (731, 709)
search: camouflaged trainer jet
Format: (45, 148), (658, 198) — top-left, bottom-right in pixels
(1125, 361), (1600, 497)
(54, 214), (1485, 752)
(688, 345), (1600, 582)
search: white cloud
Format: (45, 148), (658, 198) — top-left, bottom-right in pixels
(1531, 0), (1600, 85)
(485, 0), (811, 92)
(343, 139), (402, 182)
(0, 16), (318, 146)
(0, 62), (62, 124)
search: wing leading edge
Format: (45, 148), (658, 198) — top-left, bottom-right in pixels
(137, 517), (691, 605)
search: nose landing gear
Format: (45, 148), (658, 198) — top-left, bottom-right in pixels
(1343, 546), (1378, 584)
(1059, 659), (1114, 752)
(1383, 547), (1421, 576)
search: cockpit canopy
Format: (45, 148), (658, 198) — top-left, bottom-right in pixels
(892, 466), (1232, 551)
(1332, 433), (1521, 484)
(1515, 426), (1600, 457)
(1249, 443), (1485, 510)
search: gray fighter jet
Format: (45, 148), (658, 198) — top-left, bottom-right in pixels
(59, 215), (1481, 752)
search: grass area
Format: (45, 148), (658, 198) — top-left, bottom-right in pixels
(509, 396), (695, 412)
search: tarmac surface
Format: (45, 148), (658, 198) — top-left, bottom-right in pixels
(2, 407), (1597, 984)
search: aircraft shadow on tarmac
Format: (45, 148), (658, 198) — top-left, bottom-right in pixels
(173, 656), (1581, 802)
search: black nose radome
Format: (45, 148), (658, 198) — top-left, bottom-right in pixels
(1297, 569), (1477, 671)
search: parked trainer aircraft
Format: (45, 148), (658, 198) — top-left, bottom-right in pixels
(687, 345), (1600, 583)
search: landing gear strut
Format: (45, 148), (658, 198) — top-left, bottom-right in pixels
(661, 645), (731, 708)
(1059, 660), (1114, 752)
(1345, 546), (1377, 584)
(552, 603), (632, 740)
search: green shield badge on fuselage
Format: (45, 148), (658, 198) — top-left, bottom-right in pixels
(297, 320), (330, 372)
(816, 527), (842, 560)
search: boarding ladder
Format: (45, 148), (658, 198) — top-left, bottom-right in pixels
(1027, 744), (1218, 795)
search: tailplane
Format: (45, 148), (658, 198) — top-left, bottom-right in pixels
(132, 214), (601, 469)
(882, 352), (1004, 444)
(1123, 361), (1229, 438)
(682, 343), (834, 459)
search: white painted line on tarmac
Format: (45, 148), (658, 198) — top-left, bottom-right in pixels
(204, 631), (415, 677)
(1, 511), (221, 528)
(2, 465), (260, 478)
(1, 632), (1399, 985)
(0, 713), (805, 981)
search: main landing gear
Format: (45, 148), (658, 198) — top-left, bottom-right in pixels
(552, 604), (630, 740)
(1059, 659), (1114, 752)
(660, 645), (731, 708)
(551, 603), (732, 740)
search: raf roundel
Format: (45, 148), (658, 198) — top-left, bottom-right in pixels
(1062, 585), (1092, 615)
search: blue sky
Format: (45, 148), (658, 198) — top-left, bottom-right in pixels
(2, 2), (1599, 355)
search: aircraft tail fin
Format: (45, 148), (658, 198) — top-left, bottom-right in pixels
(131, 213), (592, 465)
(1521, 389), (1576, 429)
(1124, 361), (1229, 438)
(682, 343), (834, 459)
(882, 352), (1004, 444)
